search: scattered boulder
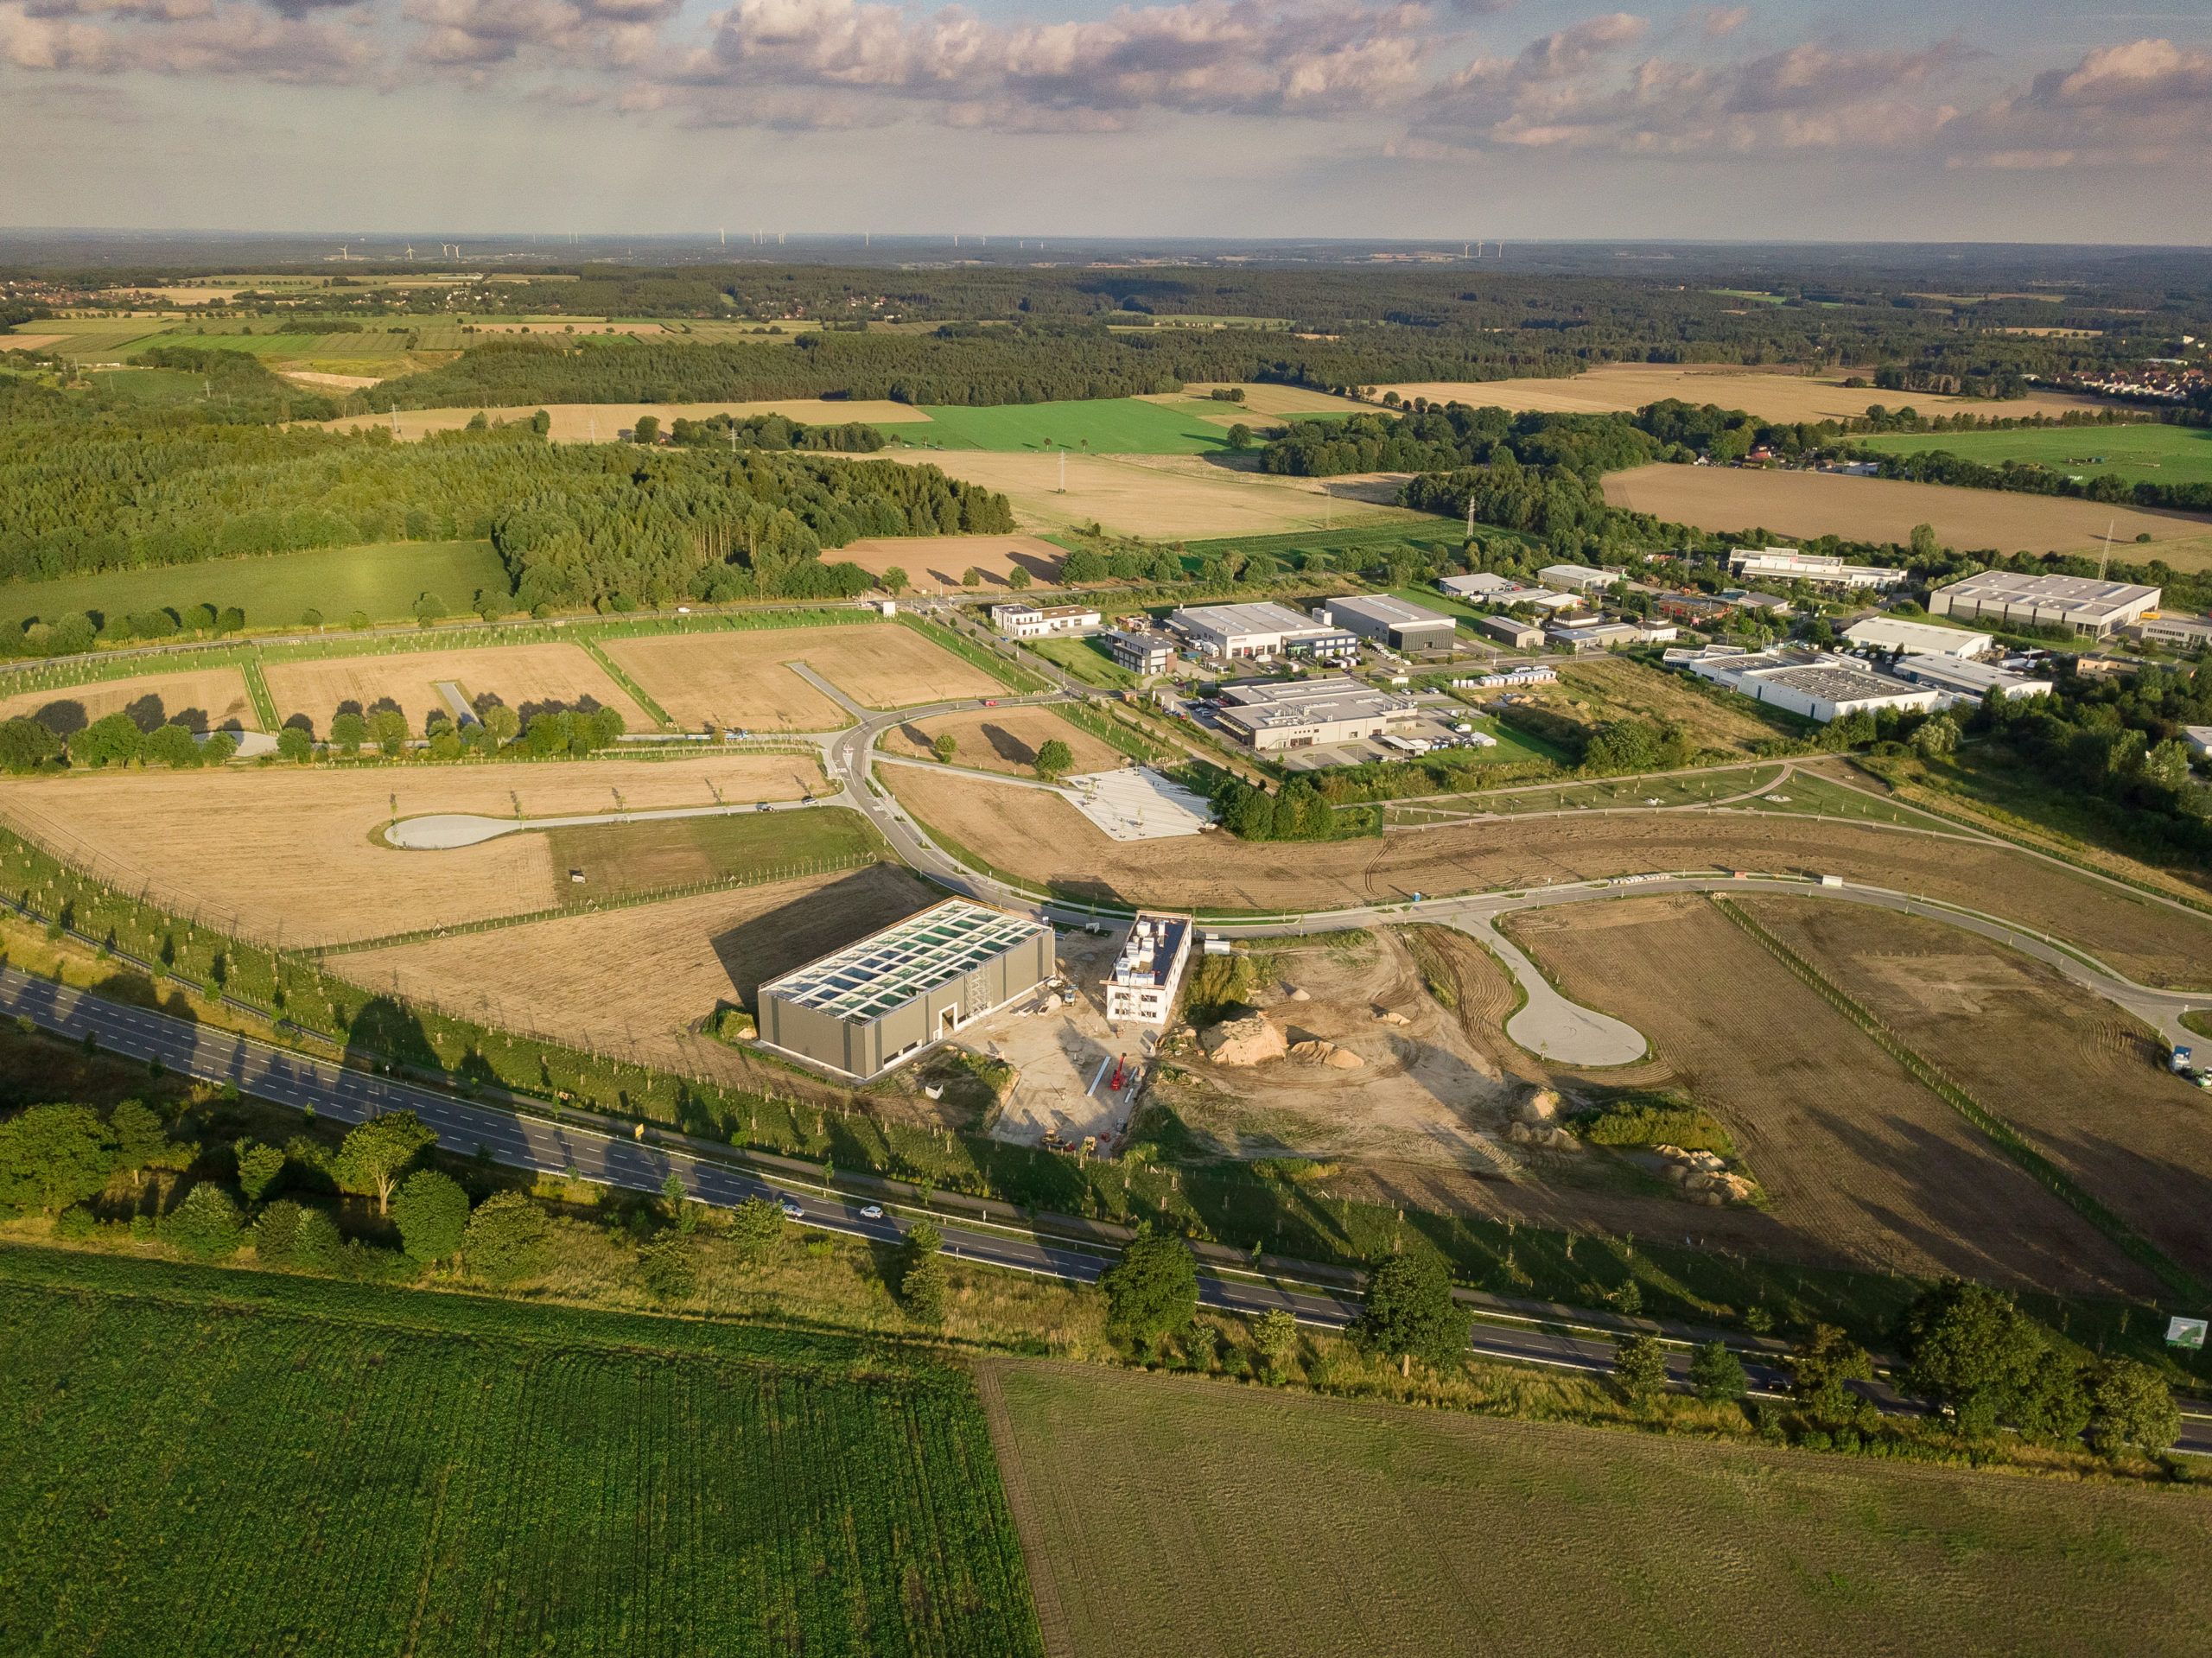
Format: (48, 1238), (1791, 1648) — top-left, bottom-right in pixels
(1285, 986), (1313, 1002)
(1287, 1039), (1366, 1069)
(1650, 1144), (1757, 1204)
(1505, 1121), (1582, 1153)
(1373, 1007), (1411, 1026)
(1201, 1014), (1287, 1068)
(1325, 1046), (1365, 1070)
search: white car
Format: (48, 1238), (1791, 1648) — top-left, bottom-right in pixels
(779, 1200), (804, 1220)
(860, 1204), (884, 1220)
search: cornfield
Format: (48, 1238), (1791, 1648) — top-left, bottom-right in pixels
(0, 1247), (1045, 1657)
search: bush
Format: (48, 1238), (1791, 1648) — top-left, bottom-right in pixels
(461, 1191), (552, 1284)
(896, 1220), (948, 1324)
(55, 1204), (99, 1240)
(165, 1183), (245, 1261)
(391, 1169), (469, 1264)
(252, 1201), (346, 1274)
(636, 1236), (697, 1303)
(1577, 1092), (1736, 1155)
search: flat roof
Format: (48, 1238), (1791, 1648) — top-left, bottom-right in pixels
(1844, 617), (1991, 649)
(1109, 913), (1192, 989)
(760, 899), (1046, 1023)
(1758, 664), (1929, 702)
(1171, 600), (1339, 639)
(1891, 654), (2050, 692)
(1325, 594), (1454, 629)
(1934, 571), (2160, 616)
(1538, 563), (1618, 583)
(1218, 674), (1414, 730)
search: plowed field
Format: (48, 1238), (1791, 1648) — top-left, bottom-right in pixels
(602, 623), (1000, 727)
(879, 708), (1122, 777)
(264, 642), (645, 734)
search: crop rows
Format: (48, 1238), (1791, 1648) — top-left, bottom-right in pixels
(0, 1251), (1046, 1658)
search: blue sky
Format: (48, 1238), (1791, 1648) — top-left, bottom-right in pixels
(2, 1), (2208, 240)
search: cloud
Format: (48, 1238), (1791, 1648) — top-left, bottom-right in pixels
(1943, 38), (2212, 168)
(2, 0), (372, 76)
(1685, 5), (1745, 41)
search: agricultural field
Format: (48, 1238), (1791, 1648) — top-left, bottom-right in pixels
(884, 398), (1231, 454)
(982, 1360), (2212, 1658)
(1508, 894), (2155, 1297)
(0, 1248), (1044, 1658)
(0, 540), (512, 633)
(263, 640), (646, 734)
(881, 763), (2212, 986)
(340, 861), (937, 1089)
(1860, 421), (2212, 489)
(1172, 382), (1373, 419)
(603, 621), (1001, 726)
(834, 532), (1065, 592)
(1742, 899), (2212, 1282)
(542, 804), (883, 905)
(1021, 635), (1135, 688)
(879, 707), (1123, 777)
(1376, 364), (2107, 424)
(0, 753), (830, 946)
(880, 449), (1429, 539)
(1601, 462), (2212, 562)
(0, 666), (258, 735)
(316, 400), (931, 442)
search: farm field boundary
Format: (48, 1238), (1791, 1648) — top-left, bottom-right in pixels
(896, 614), (1047, 694)
(1711, 896), (2209, 1306)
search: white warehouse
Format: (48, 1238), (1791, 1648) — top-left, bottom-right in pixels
(1842, 617), (1993, 658)
(1677, 647), (1945, 723)
(1169, 600), (1357, 662)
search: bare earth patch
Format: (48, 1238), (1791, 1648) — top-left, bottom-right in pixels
(263, 642), (646, 734)
(879, 708), (1122, 777)
(0, 753), (829, 946)
(1379, 364), (2107, 423)
(833, 533), (1065, 592)
(1511, 894), (2157, 1299)
(0, 668), (259, 734)
(1602, 462), (2210, 556)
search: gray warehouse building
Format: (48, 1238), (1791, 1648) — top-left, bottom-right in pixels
(1315, 594), (1458, 652)
(756, 899), (1052, 1081)
(1929, 571), (2161, 638)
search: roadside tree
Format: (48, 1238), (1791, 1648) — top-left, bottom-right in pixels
(333, 1110), (436, 1216)
(391, 1169), (470, 1264)
(1100, 1231), (1198, 1348)
(1354, 1249), (1466, 1378)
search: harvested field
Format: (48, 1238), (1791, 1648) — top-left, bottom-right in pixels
(835, 533), (1064, 592)
(883, 764), (2212, 987)
(0, 753), (829, 947)
(1172, 382), (1372, 418)
(1510, 895), (2156, 1297)
(1379, 364), (2107, 424)
(880, 708), (1122, 778)
(604, 622), (999, 725)
(880, 449), (1427, 539)
(0, 667), (257, 735)
(314, 400), (931, 442)
(1744, 899), (2212, 1282)
(982, 1360), (2212, 1658)
(1602, 462), (2211, 556)
(0, 334), (67, 353)
(340, 862), (938, 1101)
(263, 642), (645, 734)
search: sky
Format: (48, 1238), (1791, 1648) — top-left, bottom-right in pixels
(2, 0), (2209, 242)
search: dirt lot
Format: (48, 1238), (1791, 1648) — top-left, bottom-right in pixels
(834, 534), (1065, 592)
(981, 1361), (2212, 1658)
(315, 400), (931, 442)
(1378, 365), (2107, 424)
(1744, 898), (2212, 1282)
(1514, 656), (1783, 755)
(1510, 895), (2158, 1298)
(880, 449), (1428, 539)
(1602, 462), (2212, 556)
(0, 668), (259, 734)
(0, 753), (828, 946)
(883, 764), (2212, 988)
(263, 643), (646, 734)
(340, 862), (942, 1110)
(602, 622), (1000, 726)
(879, 707), (1123, 777)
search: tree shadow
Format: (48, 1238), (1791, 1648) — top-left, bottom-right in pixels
(979, 721), (1038, 768)
(709, 868), (924, 1006)
(28, 699), (89, 738)
(342, 994), (443, 1075)
(517, 694), (609, 723)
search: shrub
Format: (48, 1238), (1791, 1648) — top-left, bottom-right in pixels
(1577, 1091), (1736, 1156)
(461, 1191), (551, 1284)
(636, 1236), (698, 1303)
(391, 1169), (470, 1264)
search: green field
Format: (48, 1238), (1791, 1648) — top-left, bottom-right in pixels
(0, 1246), (1044, 1658)
(0, 540), (512, 632)
(1026, 635), (1137, 688)
(890, 399), (1230, 454)
(1863, 422), (2212, 487)
(985, 1361), (2212, 1658)
(544, 804), (881, 905)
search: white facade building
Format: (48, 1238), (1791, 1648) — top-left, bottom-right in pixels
(1929, 572), (2161, 638)
(1536, 563), (1623, 595)
(1676, 647), (1945, 723)
(990, 602), (1101, 639)
(1169, 601), (1357, 662)
(1843, 617), (1994, 658)
(1103, 913), (1193, 1026)
(1729, 547), (1905, 590)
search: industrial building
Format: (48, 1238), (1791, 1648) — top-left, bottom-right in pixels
(1315, 594), (1458, 652)
(756, 899), (1053, 1081)
(1885, 654), (2053, 702)
(1438, 573), (1558, 607)
(1843, 617), (1993, 658)
(1536, 563), (1624, 595)
(1547, 619), (1640, 652)
(1213, 675), (1417, 751)
(1675, 646), (1945, 723)
(1728, 547), (1905, 590)
(1478, 614), (1546, 649)
(991, 602), (1100, 639)
(2136, 614), (2212, 652)
(1168, 600), (1357, 663)
(1103, 913), (1192, 1026)
(1103, 629), (1174, 675)
(1929, 572), (2161, 638)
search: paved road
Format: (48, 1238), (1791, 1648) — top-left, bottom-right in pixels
(32, 960), (2200, 1444)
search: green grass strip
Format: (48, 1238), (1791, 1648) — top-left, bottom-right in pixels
(574, 635), (673, 729)
(238, 650), (281, 732)
(896, 613), (1046, 693)
(1712, 895), (2209, 1308)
